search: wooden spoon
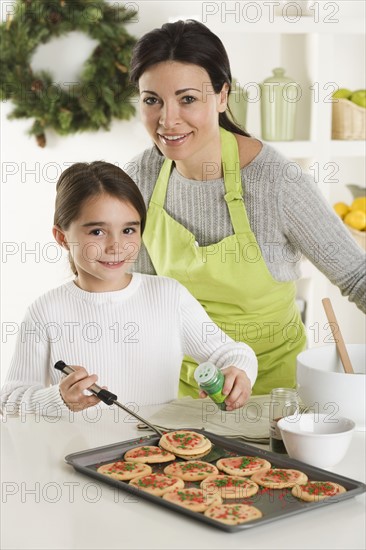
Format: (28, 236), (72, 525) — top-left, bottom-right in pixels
(322, 298), (354, 374)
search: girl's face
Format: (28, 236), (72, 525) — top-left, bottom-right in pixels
(53, 193), (141, 292)
(139, 61), (228, 173)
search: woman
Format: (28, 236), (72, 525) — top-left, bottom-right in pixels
(126, 19), (366, 397)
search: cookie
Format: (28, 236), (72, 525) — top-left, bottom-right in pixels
(251, 468), (308, 489)
(292, 481), (346, 502)
(216, 456), (271, 476)
(200, 474), (259, 499)
(97, 461), (152, 481)
(129, 473), (184, 496)
(163, 487), (222, 512)
(164, 460), (218, 481)
(159, 430), (212, 457)
(124, 446), (175, 463)
(204, 503), (262, 525)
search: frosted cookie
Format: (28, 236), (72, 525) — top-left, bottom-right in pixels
(124, 446), (175, 463)
(200, 474), (259, 499)
(292, 481), (346, 502)
(204, 503), (262, 525)
(251, 468), (308, 489)
(129, 473), (184, 496)
(164, 460), (219, 481)
(163, 487), (222, 512)
(216, 456), (271, 476)
(174, 449), (213, 460)
(159, 430), (212, 457)
(97, 461), (151, 481)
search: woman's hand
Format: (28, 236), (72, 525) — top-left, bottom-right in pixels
(199, 366), (251, 410)
(59, 365), (102, 412)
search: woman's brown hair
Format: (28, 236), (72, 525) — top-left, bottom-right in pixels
(129, 19), (250, 138)
(54, 161), (146, 275)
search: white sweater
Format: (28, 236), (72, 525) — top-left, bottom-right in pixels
(1, 273), (257, 415)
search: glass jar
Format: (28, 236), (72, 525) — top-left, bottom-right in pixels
(194, 362), (226, 410)
(269, 388), (300, 453)
(260, 68), (300, 141)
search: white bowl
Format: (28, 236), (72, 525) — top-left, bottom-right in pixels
(278, 413), (355, 468)
(297, 344), (366, 430)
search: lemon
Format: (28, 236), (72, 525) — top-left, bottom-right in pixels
(350, 196), (366, 213)
(344, 210), (366, 231)
(333, 202), (350, 219)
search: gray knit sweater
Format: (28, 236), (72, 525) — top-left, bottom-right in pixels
(125, 143), (366, 313)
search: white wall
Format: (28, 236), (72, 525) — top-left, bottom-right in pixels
(1, 1), (365, 383)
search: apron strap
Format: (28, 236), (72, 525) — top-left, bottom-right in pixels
(220, 128), (252, 235)
(149, 157), (173, 207)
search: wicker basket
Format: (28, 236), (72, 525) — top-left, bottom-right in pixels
(332, 98), (366, 140)
(347, 225), (366, 250)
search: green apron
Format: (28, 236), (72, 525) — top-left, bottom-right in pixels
(143, 128), (306, 396)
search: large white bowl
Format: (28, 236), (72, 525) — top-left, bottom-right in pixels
(278, 413), (355, 468)
(296, 344), (366, 430)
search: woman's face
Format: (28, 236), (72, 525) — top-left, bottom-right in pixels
(53, 193), (141, 292)
(138, 61), (228, 169)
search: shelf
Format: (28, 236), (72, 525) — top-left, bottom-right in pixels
(330, 140), (366, 158)
(262, 141), (317, 159)
(261, 140), (366, 160)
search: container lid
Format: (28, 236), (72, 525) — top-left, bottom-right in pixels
(262, 67), (295, 85)
(194, 362), (217, 385)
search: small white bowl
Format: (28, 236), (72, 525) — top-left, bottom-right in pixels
(278, 413), (355, 469)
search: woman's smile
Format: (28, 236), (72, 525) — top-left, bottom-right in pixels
(157, 131), (193, 147)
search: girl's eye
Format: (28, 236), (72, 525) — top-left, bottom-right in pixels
(181, 96), (196, 104)
(90, 229), (103, 236)
(142, 96), (160, 105)
(123, 228), (136, 235)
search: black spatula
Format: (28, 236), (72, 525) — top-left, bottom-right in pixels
(54, 361), (231, 462)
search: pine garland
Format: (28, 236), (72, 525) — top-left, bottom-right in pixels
(0, 0), (137, 146)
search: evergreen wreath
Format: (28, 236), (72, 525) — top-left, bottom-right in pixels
(0, 0), (137, 146)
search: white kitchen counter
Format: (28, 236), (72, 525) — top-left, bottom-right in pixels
(1, 406), (365, 550)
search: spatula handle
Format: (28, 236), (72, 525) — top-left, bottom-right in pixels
(54, 361), (164, 436)
(321, 298), (354, 374)
(54, 361), (117, 405)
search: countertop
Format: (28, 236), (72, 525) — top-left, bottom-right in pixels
(1, 406), (365, 550)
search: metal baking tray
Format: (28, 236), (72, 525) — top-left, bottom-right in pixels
(65, 429), (366, 532)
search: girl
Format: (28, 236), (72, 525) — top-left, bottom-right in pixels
(1, 162), (257, 414)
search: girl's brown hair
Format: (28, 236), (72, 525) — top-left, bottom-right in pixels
(129, 19), (250, 138)
(54, 161), (146, 275)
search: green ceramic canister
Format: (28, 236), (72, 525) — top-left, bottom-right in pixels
(260, 68), (300, 141)
(228, 78), (248, 130)
(194, 362), (227, 410)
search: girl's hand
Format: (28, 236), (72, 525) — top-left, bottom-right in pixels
(59, 365), (102, 411)
(199, 366), (251, 410)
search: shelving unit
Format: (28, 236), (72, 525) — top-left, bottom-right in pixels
(150, 4), (366, 344)
(209, 11), (365, 345)
(330, 141), (366, 157)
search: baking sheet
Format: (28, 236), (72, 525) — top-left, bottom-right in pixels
(65, 430), (366, 532)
